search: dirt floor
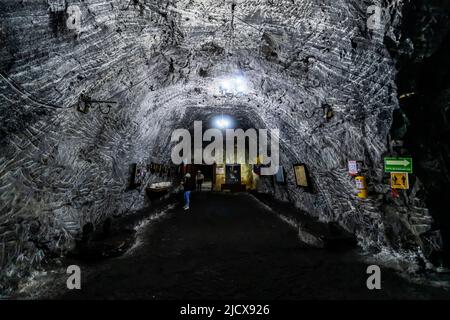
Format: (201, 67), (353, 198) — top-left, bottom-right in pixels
(43, 192), (450, 299)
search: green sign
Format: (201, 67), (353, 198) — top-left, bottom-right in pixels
(384, 157), (413, 173)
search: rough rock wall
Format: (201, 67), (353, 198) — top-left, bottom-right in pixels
(0, 0), (443, 293)
(0, 0), (181, 292)
(386, 0), (450, 265)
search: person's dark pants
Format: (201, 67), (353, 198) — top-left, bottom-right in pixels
(197, 181), (203, 191)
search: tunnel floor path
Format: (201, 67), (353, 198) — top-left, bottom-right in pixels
(60, 192), (449, 299)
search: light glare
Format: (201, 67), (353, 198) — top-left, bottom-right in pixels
(213, 115), (233, 129)
(219, 75), (248, 95)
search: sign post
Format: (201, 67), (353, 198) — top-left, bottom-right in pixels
(384, 157), (413, 173)
(390, 172), (409, 190)
(348, 160), (362, 176)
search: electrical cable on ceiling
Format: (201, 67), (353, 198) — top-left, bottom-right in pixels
(0, 66), (158, 112)
(0, 70), (69, 109)
(98, 104), (112, 114)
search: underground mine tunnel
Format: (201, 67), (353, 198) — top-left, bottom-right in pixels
(0, 0), (450, 302)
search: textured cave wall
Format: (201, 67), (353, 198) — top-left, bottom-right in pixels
(0, 0), (182, 292)
(0, 0), (444, 293)
(385, 0), (450, 265)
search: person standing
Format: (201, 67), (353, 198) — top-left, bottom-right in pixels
(182, 173), (195, 210)
(196, 170), (204, 192)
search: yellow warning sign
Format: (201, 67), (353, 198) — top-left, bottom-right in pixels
(391, 172), (409, 190)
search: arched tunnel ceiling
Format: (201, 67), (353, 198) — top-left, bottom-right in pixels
(180, 105), (266, 130)
(1, 0), (446, 293)
(1, 0), (396, 143)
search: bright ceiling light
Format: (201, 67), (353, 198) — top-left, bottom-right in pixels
(234, 76), (247, 94)
(217, 118), (229, 128)
(220, 79), (233, 93)
(213, 115), (233, 129)
(218, 74), (248, 95)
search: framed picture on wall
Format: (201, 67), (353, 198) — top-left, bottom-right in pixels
(293, 163), (311, 191)
(274, 166), (286, 184)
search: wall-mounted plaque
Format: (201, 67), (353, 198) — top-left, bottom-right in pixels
(216, 166), (225, 175)
(293, 163), (311, 190)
